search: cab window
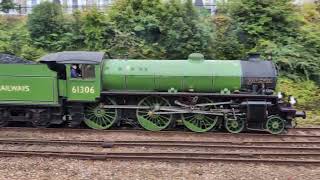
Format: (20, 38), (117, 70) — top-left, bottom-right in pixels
(82, 64), (95, 79)
(70, 64), (95, 79)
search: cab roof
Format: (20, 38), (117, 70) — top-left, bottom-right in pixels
(39, 51), (105, 64)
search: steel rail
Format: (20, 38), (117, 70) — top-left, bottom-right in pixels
(0, 150), (320, 164)
(1, 127), (320, 138)
(289, 127), (320, 131)
(0, 138), (320, 151)
(3, 138), (320, 145)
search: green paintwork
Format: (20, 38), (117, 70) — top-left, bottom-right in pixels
(66, 64), (101, 102)
(181, 98), (218, 132)
(225, 118), (245, 133)
(0, 64), (58, 105)
(136, 96), (173, 131)
(84, 98), (118, 130)
(266, 115), (285, 134)
(102, 58), (242, 93)
(182, 114), (218, 133)
(58, 80), (67, 97)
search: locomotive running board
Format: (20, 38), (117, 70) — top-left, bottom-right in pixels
(101, 91), (277, 99)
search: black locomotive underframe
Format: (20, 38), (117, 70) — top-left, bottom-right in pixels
(0, 91), (300, 132)
(0, 104), (65, 127)
(100, 91), (292, 132)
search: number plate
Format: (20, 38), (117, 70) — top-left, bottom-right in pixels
(71, 86), (95, 94)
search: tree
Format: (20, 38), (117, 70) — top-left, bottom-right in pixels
(0, 0), (15, 13)
(106, 0), (214, 59)
(106, 0), (165, 58)
(0, 16), (45, 60)
(159, 0), (214, 59)
(222, 0), (320, 82)
(27, 2), (69, 51)
(226, 0), (301, 49)
(211, 15), (245, 59)
(79, 8), (114, 51)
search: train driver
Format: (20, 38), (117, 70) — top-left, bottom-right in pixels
(71, 64), (81, 78)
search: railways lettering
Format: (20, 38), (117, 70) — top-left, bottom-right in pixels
(0, 85), (30, 92)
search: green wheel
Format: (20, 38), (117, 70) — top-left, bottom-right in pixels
(84, 98), (118, 130)
(182, 98), (219, 133)
(225, 117), (245, 133)
(266, 115), (285, 134)
(136, 96), (172, 131)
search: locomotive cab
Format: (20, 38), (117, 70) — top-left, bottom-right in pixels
(40, 51), (103, 102)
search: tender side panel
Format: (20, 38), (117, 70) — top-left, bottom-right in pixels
(0, 64), (58, 105)
(0, 76), (58, 104)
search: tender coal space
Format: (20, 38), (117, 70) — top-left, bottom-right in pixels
(0, 54), (35, 64)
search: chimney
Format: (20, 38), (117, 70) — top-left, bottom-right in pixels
(247, 53), (261, 61)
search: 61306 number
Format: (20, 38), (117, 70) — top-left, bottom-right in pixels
(72, 86), (95, 94)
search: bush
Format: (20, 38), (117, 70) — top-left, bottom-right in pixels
(221, 0), (320, 82)
(106, 0), (214, 59)
(0, 16), (45, 61)
(0, 0), (16, 13)
(211, 15), (245, 59)
(79, 8), (113, 51)
(277, 77), (320, 126)
(277, 77), (320, 109)
(226, 0), (301, 47)
(27, 2), (73, 51)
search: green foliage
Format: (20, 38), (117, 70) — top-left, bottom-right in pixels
(2, 1), (320, 77)
(277, 77), (320, 109)
(221, 0), (320, 83)
(106, 0), (166, 58)
(0, 16), (45, 60)
(159, 0), (214, 59)
(316, 0), (320, 12)
(211, 15), (245, 59)
(79, 8), (112, 51)
(27, 2), (73, 51)
(20, 45), (46, 60)
(277, 77), (320, 126)
(106, 0), (214, 59)
(0, 0), (16, 13)
(254, 39), (320, 81)
(2, 1), (320, 124)
(226, 0), (302, 48)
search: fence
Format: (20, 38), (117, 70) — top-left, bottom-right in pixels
(0, 4), (217, 15)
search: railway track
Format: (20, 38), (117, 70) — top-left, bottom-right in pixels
(0, 138), (320, 164)
(0, 127), (320, 164)
(1, 127), (320, 138)
(1, 138), (320, 148)
(1, 149), (320, 164)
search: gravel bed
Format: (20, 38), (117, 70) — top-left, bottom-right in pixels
(0, 144), (319, 155)
(1, 129), (320, 179)
(0, 157), (319, 180)
(0, 129), (318, 143)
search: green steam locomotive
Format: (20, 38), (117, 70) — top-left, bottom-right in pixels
(0, 51), (306, 134)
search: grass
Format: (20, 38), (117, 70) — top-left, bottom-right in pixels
(296, 110), (320, 127)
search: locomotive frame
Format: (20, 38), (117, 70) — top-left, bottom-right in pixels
(0, 51), (306, 134)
